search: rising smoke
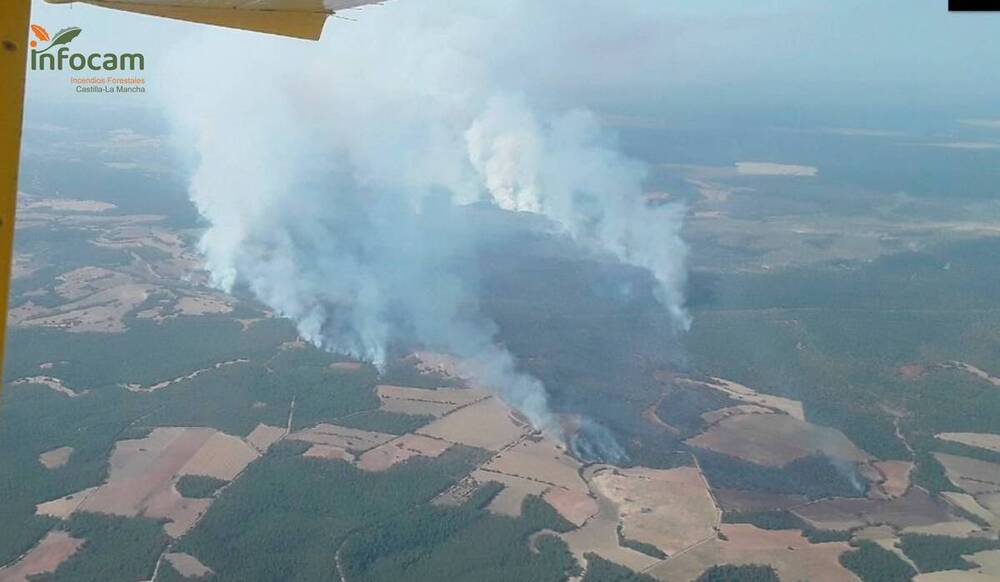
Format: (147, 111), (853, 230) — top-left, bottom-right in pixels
(162, 0), (689, 447)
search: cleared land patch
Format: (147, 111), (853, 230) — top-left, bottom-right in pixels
(38, 446), (74, 470)
(938, 433), (1000, 454)
(0, 531), (84, 582)
(19, 195), (116, 213)
(164, 552), (214, 578)
(481, 437), (587, 491)
(376, 385), (489, 404)
(10, 284), (153, 333)
(702, 404), (775, 426)
(356, 434), (452, 472)
(559, 494), (660, 574)
(175, 294), (233, 316)
(178, 432), (259, 481)
(10, 376), (84, 398)
(36, 488), (98, 520)
(941, 492), (1000, 529)
(416, 397), (529, 451)
(543, 488), (599, 527)
(866, 460), (914, 499)
(123, 359), (248, 393)
(680, 377), (805, 420)
(245, 424), (286, 454)
(374, 384), (491, 418)
(940, 361), (1000, 388)
(936, 453), (1000, 495)
(477, 470), (552, 517)
(589, 465), (719, 556)
(302, 445), (355, 462)
(37, 427), (260, 538)
(735, 162), (818, 176)
(412, 351), (469, 379)
(793, 488), (961, 531)
(648, 524), (857, 582)
(686, 413), (870, 467)
(714, 489), (809, 512)
(288, 424), (396, 453)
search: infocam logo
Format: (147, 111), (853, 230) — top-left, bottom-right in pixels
(29, 24), (144, 72)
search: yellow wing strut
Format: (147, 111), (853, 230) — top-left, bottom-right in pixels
(0, 0), (31, 397)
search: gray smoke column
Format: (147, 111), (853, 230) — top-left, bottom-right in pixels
(467, 95), (691, 329)
(161, 0), (689, 438)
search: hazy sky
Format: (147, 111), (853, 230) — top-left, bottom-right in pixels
(24, 0), (1000, 122)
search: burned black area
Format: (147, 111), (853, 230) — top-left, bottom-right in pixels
(471, 209), (684, 450)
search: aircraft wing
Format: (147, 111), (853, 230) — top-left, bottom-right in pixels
(44, 0), (383, 40)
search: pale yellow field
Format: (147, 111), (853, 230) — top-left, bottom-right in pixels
(378, 398), (458, 417)
(0, 531), (84, 582)
(38, 446), (73, 470)
(20, 196), (116, 213)
(938, 432), (1000, 454)
(471, 470), (550, 516)
(164, 553), (214, 578)
(543, 488), (599, 527)
(686, 413), (870, 467)
(302, 445), (355, 462)
(376, 385), (490, 405)
(376, 384), (490, 418)
(902, 520), (983, 538)
(288, 424), (396, 453)
(914, 572), (1000, 581)
(482, 437), (587, 491)
(976, 493), (1000, 517)
(590, 465), (719, 556)
(701, 404), (774, 426)
(941, 361), (1000, 388)
(648, 524), (858, 582)
(37, 427), (260, 538)
(416, 397), (529, 451)
(866, 460), (914, 499)
(179, 432), (259, 481)
(968, 549), (1000, 576)
(559, 489), (661, 575)
(935, 453), (1000, 495)
(735, 161), (818, 176)
(36, 488), (97, 519)
(356, 434), (452, 472)
(680, 377), (805, 420)
(942, 492), (1000, 528)
(12, 283), (154, 333)
(853, 525), (897, 541)
(246, 424), (286, 454)
(176, 294), (234, 316)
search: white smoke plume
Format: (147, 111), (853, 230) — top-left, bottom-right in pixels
(162, 0), (689, 441)
(466, 95), (691, 330)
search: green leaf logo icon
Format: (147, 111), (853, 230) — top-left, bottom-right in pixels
(37, 27), (82, 54)
(50, 27), (82, 47)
